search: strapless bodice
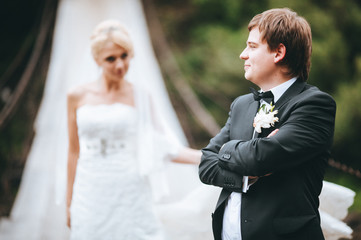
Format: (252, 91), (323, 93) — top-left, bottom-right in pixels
(76, 103), (137, 157)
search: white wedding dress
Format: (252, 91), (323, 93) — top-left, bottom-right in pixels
(70, 103), (164, 240)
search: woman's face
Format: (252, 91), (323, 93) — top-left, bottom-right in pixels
(95, 41), (131, 81)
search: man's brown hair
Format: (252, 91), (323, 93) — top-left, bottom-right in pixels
(248, 8), (312, 82)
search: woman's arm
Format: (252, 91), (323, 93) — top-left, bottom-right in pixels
(171, 147), (202, 165)
(143, 89), (202, 165)
(66, 91), (80, 228)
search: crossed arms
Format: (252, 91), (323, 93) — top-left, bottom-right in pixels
(199, 91), (336, 192)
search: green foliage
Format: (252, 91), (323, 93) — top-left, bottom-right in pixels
(311, 24), (349, 92)
(174, 25), (252, 124)
(333, 55), (361, 170)
(190, 0), (268, 28)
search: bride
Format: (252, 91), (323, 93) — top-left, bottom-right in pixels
(66, 19), (201, 239)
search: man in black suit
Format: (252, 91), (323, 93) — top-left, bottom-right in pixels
(199, 8), (336, 240)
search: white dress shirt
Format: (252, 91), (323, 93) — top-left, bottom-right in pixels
(221, 77), (297, 240)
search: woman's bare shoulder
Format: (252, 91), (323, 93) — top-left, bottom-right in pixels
(67, 82), (98, 98)
(67, 82), (98, 105)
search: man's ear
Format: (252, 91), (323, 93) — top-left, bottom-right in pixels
(274, 43), (286, 63)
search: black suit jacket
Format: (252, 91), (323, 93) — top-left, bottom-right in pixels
(199, 79), (336, 240)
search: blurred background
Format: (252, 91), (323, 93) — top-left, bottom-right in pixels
(1, 0), (360, 237)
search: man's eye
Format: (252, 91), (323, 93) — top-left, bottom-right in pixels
(121, 53), (128, 59)
(106, 56), (115, 62)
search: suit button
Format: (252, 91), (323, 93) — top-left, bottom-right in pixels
(244, 219), (248, 223)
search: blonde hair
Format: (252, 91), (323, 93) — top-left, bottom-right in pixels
(90, 20), (134, 59)
(248, 8), (312, 81)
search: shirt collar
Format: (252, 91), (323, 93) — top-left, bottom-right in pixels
(261, 77), (298, 103)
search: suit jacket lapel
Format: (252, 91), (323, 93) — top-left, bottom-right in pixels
(216, 189), (231, 209)
(275, 79), (306, 109)
(245, 99), (260, 139)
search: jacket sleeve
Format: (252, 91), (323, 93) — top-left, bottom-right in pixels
(199, 98), (244, 192)
(217, 91), (336, 176)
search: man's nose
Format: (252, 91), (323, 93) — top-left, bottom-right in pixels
(240, 48), (248, 60)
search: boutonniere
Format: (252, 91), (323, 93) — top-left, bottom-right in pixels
(253, 103), (279, 133)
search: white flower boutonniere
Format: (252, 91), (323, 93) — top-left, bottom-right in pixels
(253, 103), (279, 133)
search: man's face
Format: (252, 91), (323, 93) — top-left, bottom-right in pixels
(240, 27), (277, 87)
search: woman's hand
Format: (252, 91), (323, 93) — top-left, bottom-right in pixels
(66, 206), (71, 228)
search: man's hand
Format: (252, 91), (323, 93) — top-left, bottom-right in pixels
(267, 129), (279, 138)
(248, 129), (279, 180)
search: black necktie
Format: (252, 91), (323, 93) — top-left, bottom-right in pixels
(250, 87), (274, 104)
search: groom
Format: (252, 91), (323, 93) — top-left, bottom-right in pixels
(199, 8), (336, 240)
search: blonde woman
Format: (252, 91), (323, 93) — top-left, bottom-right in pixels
(66, 20), (200, 240)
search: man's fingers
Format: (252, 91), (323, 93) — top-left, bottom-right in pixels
(267, 129), (279, 137)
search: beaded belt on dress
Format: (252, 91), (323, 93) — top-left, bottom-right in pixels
(79, 138), (135, 156)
